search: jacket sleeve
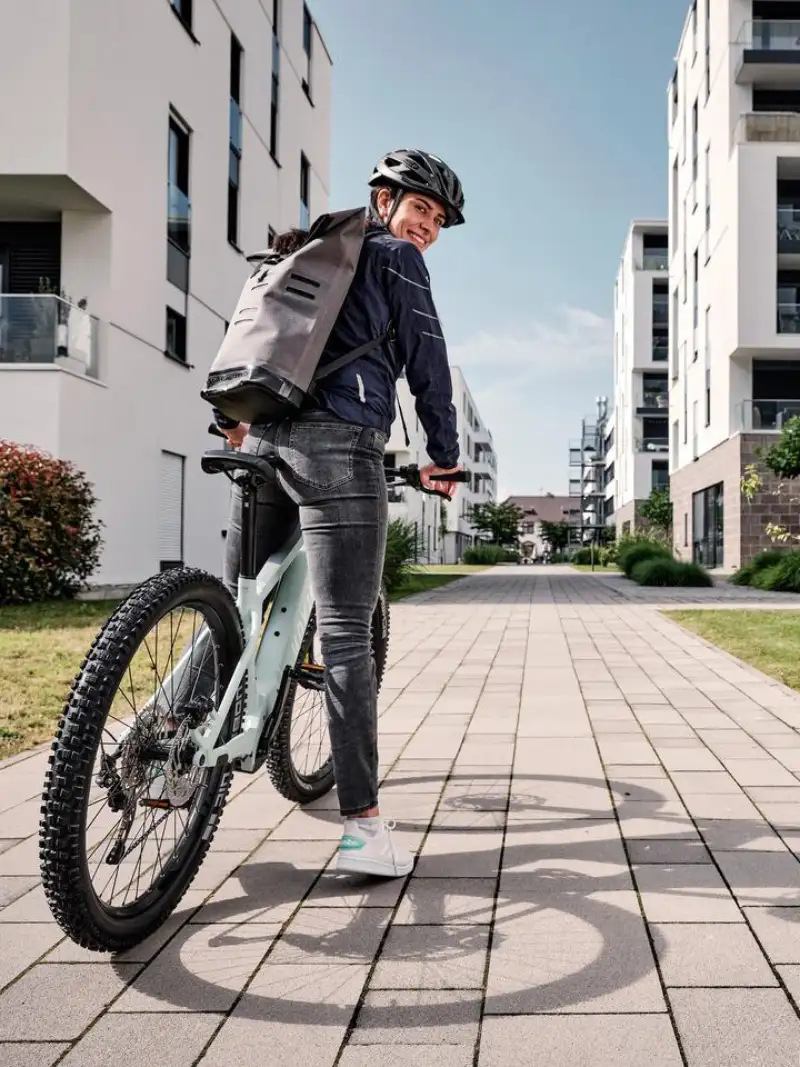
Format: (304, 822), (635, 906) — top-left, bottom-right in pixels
(382, 242), (460, 469)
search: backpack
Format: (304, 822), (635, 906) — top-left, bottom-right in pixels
(201, 206), (391, 424)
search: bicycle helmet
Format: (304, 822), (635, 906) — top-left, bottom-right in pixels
(368, 149), (465, 227)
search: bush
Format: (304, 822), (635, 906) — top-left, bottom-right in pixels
(382, 518), (418, 592)
(573, 546), (613, 566)
(0, 441), (103, 604)
(750, 552), (800, 593)
(730, 549), (793, 587)
(618, 539), (672, 578)
(463, 544), (508, 565)
(631, 557), (714, 587)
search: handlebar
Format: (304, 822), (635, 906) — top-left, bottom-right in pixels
(208, 425), (467, 499)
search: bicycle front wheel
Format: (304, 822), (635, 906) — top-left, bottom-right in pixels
(266, 586), (390, 803)
(39, 567), (244, 953)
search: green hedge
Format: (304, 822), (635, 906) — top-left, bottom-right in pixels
(730, 549), (793, 587)
(750, 552), (800, 593)
(463, 544), (519, 565)
(618, 539), (672, 578)
(631, 557), (714, 587)
(383, 518), (419, 592)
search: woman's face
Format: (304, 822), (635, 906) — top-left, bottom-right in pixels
(376, 188), (446, 254)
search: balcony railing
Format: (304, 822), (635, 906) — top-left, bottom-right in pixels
(0, 295), (99, 377)
(738, 398), (800, 432)
(641, 251), (668, 271)
(742, 19), (800, 51)
(778, 207), (800, 252)
(778, 302), (800, 333)
(635, 437), (669, 453)
(652, 337), (669, 362)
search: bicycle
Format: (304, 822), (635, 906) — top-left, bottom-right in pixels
(37, 430), (466, 953)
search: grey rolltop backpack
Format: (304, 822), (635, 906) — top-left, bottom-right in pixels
(201, 206), (391, 424)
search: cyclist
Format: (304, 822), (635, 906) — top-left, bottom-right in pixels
(216, 149), (465, 878)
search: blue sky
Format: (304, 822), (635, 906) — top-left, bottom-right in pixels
(308, 0), (689, 495)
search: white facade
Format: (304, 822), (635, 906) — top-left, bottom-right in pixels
(384, 366), (497, 564)
(0, 0), (331, 586)
(612, 220), (670, 534)
(668, 0), (800, 567)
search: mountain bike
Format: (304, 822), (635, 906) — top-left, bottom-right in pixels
(38, 430), (466, 953)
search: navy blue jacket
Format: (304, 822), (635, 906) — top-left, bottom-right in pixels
(312, 221), (460, 469)
(216, 221), (460, 470)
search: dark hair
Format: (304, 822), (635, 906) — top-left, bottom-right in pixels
(271, 227), (308, 256)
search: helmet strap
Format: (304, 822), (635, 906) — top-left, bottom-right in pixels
(385, 189), (403, 227)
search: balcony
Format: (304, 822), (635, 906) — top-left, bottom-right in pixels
(640, 251), (668, 272)
(635, 437), (669, 454)
(652, 336), (669, 362)
(778, 206), (800, 258)
(0, 295), (99, 377)
(778, 301), (800, 332)
(738, 397), (800, 431)
(637, 390), (669, 415)
(736, 111), (800, 143)
(736, 20), (800, 85)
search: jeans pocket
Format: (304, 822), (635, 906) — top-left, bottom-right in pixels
(286, 420), (361, 490)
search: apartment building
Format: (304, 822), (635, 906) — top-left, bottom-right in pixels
(0, 0), (331, 586)
(669, 0), (800, 569)
(509, 495), (578, 559)
(568, 397), (615, 541)
(384, 367), (497, 563)
(612, 221), (670, 536)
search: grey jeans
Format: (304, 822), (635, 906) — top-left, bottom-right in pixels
(224, 411), (388, 817)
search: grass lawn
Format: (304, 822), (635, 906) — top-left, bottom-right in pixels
(0, 565), (488, 760)
(0, 599), (120, 761)
(666, 609), (800, 693)
(389, 563), (488, 602)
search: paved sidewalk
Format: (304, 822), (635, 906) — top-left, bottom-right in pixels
(4, 566), (800, 1065)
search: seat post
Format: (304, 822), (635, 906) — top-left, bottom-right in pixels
(238, 478), (259, 580)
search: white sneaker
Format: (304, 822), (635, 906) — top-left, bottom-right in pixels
(335, 817), (414, 878)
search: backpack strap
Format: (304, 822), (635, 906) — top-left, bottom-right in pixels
(313, 322), (396, 382)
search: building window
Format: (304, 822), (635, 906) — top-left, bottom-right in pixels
(300, 153), (310, 229)
(159, 450), (185, 570)
(652, 460), (669, 492)
(705, 368), (711, 427)
(167, 113), (191, 292)
(691, 100), (698, 195)
(166, 306), (187, 362)
(690, 1), (697, 62)
(704, 145), (710, 232)
(228, 35), (243, 247)
(270, 1), (281, 160)
(692, 482), (723, 568)
(170, 0), (193, 32)
(302, 4), (313, 100)
(684, 512), (688, 547)
(692, 249), (699, 355)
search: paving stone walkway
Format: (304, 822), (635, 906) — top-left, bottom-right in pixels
(4, 566), (800, 1065)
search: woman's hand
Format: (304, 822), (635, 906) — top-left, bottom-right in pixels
(223, 423), (250, 449)
(420, 463), (461, 499)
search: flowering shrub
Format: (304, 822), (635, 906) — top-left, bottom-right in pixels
(0, 440), (103, 603)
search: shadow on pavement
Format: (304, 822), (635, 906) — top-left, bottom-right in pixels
(111, 771), (800, 1028)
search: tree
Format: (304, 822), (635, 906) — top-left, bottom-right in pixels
(469, 501), (523, 546)
(539, 521), (571, 553)
(639, 487), (673, 539)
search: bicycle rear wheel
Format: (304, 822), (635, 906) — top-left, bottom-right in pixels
(39, 568), (244, 952)
(265, 586), (390, 803)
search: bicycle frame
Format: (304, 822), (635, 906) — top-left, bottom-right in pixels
(188, 529), (314, 773)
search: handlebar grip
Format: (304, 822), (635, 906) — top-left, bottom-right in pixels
(430, 470), (471, 483)
(208, 423), (227, 439)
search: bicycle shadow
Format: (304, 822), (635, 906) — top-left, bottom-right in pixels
(110, 771), (800, 1029)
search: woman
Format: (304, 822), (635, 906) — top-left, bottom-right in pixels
(217, 149), (465, 878)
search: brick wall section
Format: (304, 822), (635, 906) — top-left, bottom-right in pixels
(740, 434), (800, 562)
